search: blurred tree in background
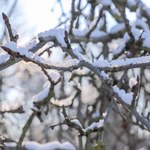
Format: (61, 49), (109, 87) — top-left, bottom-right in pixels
(0, 0), (150, 150)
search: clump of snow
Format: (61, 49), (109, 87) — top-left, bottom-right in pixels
(0, 54), (10, 64)
(61, 58), (79, 67)
(109, 23), (125, 34)
(113, 86), (133, 105)
(136, 19), (149, 32)
(72, 47), (85, 60)
(5, 41), (33, 58)
(33, 84), (50, 103)
(100, 71), (109, 80)
(71, 119), (83, 129)
(50, 92), (76, 107)
(85, 119), (104, 131)
(90, 30), (107, 38)
(72, 29), (87, 37)
(131, 27), (141, 41)
(48, 70), (60, 82)
(129, 77), (138, 88)
(38, 29), (67, 48)
(24, 141), (76, 150)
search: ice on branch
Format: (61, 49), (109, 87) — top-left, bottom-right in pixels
(38, 29), (67, 48)
(0, 54), (10, 64)
(113, 86), (133, 105)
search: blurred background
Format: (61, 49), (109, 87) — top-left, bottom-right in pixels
(0, 0), (150, 150)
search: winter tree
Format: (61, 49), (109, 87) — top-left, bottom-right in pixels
(0, 0), (150, 150)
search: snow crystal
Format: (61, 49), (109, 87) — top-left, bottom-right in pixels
(109, 23), (125, 34)
(0, 54), (10, 64)
(113, 86), (133, 105)
(38, 29), (66, 48)
(24, 141), (75, 150)
(85, 119), (104, 131)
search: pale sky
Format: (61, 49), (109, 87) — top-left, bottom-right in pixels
(1, 0), (150, 44)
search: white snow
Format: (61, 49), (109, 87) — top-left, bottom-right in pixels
(136, 19), (149, 32)
(90, 30), (107, 38)
(100, 71), (109, 80)
(71, 119), (83, 129)
(109, 23), (125, 34)
(129, 77), (138, 88)
(72, 47), (84, 60)
(5, 41), (33, 58)
(38, 29), (67, 48)
(0, 54), (10, 64)
(85, 119), (104, 131)
(48, 70), (60, 82)
(113, 86), (133, 105)
(73, 29), (87, 37)
(24, 141), (76, 150)
(131, 27), (141, 41)
(93, 55), (150, 69)
(93, 59), (110, 67)
(33, 85), (49, 103)
(12, 28), (17, 37)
